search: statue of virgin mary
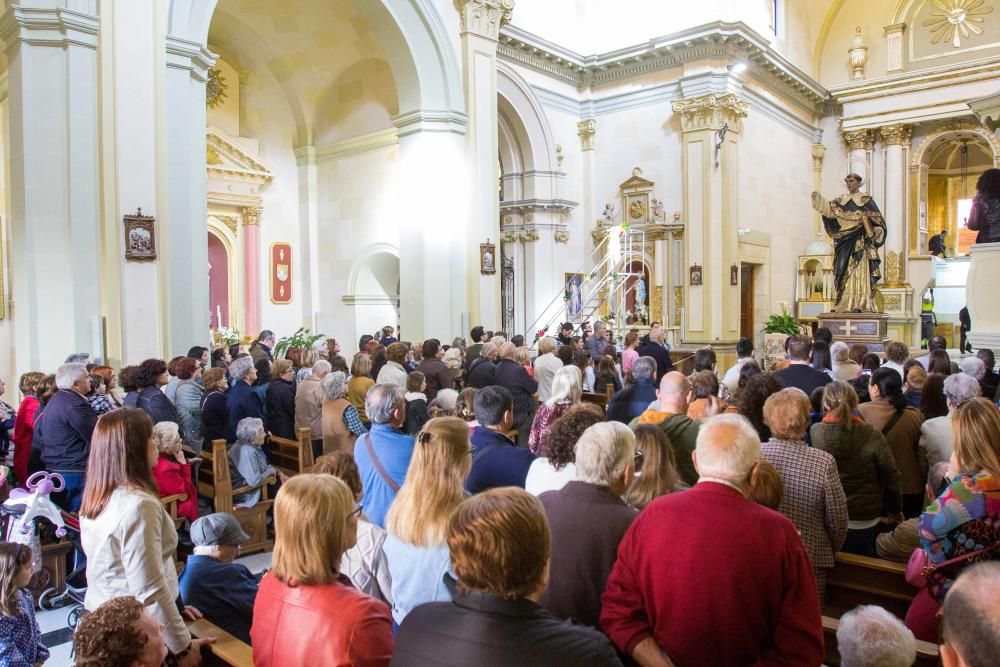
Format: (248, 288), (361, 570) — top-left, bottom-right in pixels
(811, 173), (886, 313)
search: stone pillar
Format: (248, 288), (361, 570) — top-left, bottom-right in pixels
(842, 129), (874, 190)
(578, 117), (597, 239)
(458, 0), (513, 330)
(811, 143), (826, 238)
(1, 2), (102, 371)
(163, 30), (215, 352)
(242, 207), (262, 336)
(879, 124), (912, 285)
(295, 146), (321, 331)
(671, 93), (749, 346)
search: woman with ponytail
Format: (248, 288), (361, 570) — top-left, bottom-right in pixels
(811, 381), (902, 556)
(859, 367), (927, 518)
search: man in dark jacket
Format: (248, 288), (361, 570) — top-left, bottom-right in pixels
(33, 363), (97, 511)
(494, 342), (538, 448)
(466, 386), (535, 494)
(265, 359), (296, 440)
(226, 356), (264, 442)
(773, 335), (831, 397)
(928, 229), (948, 257)
(249, 330), (275, 365)
(467, 342), (499, 388)
(465, 326), (487, 365)
(606, 356), (658, 424)
(415, 338), (454, 401)
(584, 321), (610, 362)
(393, 487), (623, 666)
(539, 422), (638, 627)
(636, 327), (674, 383)
(978, 349), (999, 400)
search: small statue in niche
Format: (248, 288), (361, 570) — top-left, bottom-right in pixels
(635, 277), (647, 309)
(651, 198), (665, 222)
(602, 203), (617, 227)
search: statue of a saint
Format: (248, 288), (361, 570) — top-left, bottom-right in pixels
(811, 173), (886, 313)
(635, 276), (647, 309)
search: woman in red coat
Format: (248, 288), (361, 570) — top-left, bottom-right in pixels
(11, 372), (45, 488)
(150, 422), (198, 524)
(252, 474), (393, 666)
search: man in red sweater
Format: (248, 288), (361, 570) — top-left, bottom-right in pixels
(600, 414), (824, 666)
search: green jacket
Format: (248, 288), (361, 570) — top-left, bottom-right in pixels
(810, 421), (901, 521)
(629, 410), (701, 486)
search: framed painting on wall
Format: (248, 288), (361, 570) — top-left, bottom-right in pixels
(124, 208), (156, 261)
(565, 272), (583, 318)
(270, 243), (292, 304)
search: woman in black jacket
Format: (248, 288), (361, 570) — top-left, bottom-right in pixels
(967, 167), (1000, 243)
(266, 359), (296, 439)
(126, 358), (179, 424)
(200, 368), (229, 446)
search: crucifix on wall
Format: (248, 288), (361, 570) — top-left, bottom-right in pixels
(714, 122), (729, 168)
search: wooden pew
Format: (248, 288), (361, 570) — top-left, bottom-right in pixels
(581, 384), (614, 412)
(267, 427), (314, 477)
(825, 552), (918, 620)
(822, 615), (939, 667)
(197, 439), (275, 555)
(188, 618), (253, 667)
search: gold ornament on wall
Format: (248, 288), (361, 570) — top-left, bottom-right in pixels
(924, 0), (993, 48)
(885, 250), (901, 285)
(206, 68), (229, 109)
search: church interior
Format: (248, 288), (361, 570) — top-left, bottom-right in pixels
(1, 0), (1000, 665)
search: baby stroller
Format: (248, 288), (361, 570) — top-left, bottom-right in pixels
(2, 471), (88, 629)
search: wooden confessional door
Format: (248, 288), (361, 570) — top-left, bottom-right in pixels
(740, 264), (755, 340)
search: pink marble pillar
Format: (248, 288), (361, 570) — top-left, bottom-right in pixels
(242, 207), (262, 336)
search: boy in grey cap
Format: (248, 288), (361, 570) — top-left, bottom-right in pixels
(178, 513), (258, 643)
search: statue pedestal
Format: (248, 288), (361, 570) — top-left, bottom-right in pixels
(818, 311), (891, 353)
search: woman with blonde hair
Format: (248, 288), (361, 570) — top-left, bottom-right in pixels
(384, 417), (472, 625)
(348, 353), (375, 424)
(810, 381), (902, 556)
(528, 365), (582, 454)
(320, 371), (367, 455)
(150, 421), (198, 523)
(625, 424), (684, 510)
(906, 398), (1000, 642)
(252, 474), (393, 665)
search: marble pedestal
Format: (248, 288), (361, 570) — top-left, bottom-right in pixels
(817, 312), (891, 353)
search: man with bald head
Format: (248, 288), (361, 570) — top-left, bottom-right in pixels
(602, 414), (824, 667)
(628, 371), (701, 484)
(636, 325), (674, 382)
(941, 562), (1000, 667)
(494, 341), (538, 448)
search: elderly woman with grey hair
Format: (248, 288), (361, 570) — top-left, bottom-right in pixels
(836, 605), (916, 667)
(320, 371), (367, 455)
(919, 373), (982, 467)
(830, 341), (860, 382)
(959, 356), (994, 398)
(225, 355), (263, 443)
(228, 417), (285, 507)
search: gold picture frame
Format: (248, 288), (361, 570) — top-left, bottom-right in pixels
(123, 208), (157, 261)
(480, 242), (496, 274)
(690, 263), (703, 286)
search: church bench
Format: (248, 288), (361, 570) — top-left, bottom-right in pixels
(266, 427), (314, 477)
(824, 552), (917, 620)
(198, 439), (275, 555)
(822, 615), (939, 667)
(581, 385), (614, 412)
(188, 618), (254, 667)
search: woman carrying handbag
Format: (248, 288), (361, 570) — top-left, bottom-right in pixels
(904, 398), (1000, 642)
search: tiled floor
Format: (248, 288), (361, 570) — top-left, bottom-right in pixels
(35, 550), (274, 666)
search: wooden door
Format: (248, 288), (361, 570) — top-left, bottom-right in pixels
(740, 264), (755, 339)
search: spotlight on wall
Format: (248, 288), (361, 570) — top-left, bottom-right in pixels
(728, 62), (747, 74)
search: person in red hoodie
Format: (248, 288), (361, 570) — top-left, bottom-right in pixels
(11, 372), (45, 488)
(600, 413), (824, 667)
(151, 421), (198, 524)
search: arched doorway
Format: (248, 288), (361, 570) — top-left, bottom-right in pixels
(344, 245), (400, 346)
(207, 231), (230, 329)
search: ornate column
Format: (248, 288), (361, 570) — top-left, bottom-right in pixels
(671, 93), (749, 346)
(879, 124), (912, 285)
(811, 143), (826, 238)
(842, 129), (875, 190)
(2, 2), (102, 371)
(458, 0), (514, 330)
(242, 207), (262, 336)
(578, 118), (597, 259)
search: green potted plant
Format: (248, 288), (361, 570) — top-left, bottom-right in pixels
(274, 327), (326, 367)
(761, 308), (805, 371)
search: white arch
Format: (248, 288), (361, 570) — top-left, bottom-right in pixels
(497, 62), (555, 175)
(347, 243), (401, 295)
(910, 122), (1000, 170)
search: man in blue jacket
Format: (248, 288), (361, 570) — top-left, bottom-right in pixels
(33, 363), (97, 511)
(606, 356), (659, 425)
(466, 386), (535, 494)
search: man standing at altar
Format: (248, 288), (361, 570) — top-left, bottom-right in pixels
(811, 174), (887, 313)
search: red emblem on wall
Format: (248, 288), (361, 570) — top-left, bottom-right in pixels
(270, 243), (292, 304)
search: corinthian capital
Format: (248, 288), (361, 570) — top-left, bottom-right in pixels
(577, 118), (597, 151)
(671, 93), (750, 133)
(458, 0), (514, 40)
(241, 207), (262, 226)
(842, 128), (874, 151)
(878, 124), (912, 146)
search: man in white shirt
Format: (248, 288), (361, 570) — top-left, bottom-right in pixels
(533, 337), (563, 402)
(722, 337), (755, 397)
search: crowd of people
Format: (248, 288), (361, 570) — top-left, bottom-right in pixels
(1, 322), (999, 666)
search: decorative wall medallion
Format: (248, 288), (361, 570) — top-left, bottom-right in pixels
(554, 230), (570, 243)
(689, 264), (703, 286)
(885, 250), (901, 284)
(270, 243), (293, 304)
(124, 208), (156, 261)
(883, 294), (903, 311)
(206, 68), (228, 109)
(924, 0), (993, 48)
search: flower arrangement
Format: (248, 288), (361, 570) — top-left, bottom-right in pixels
(274, 327), (326, 358)
(533, 328), (549, 343)
(216, 326), (241, 348)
